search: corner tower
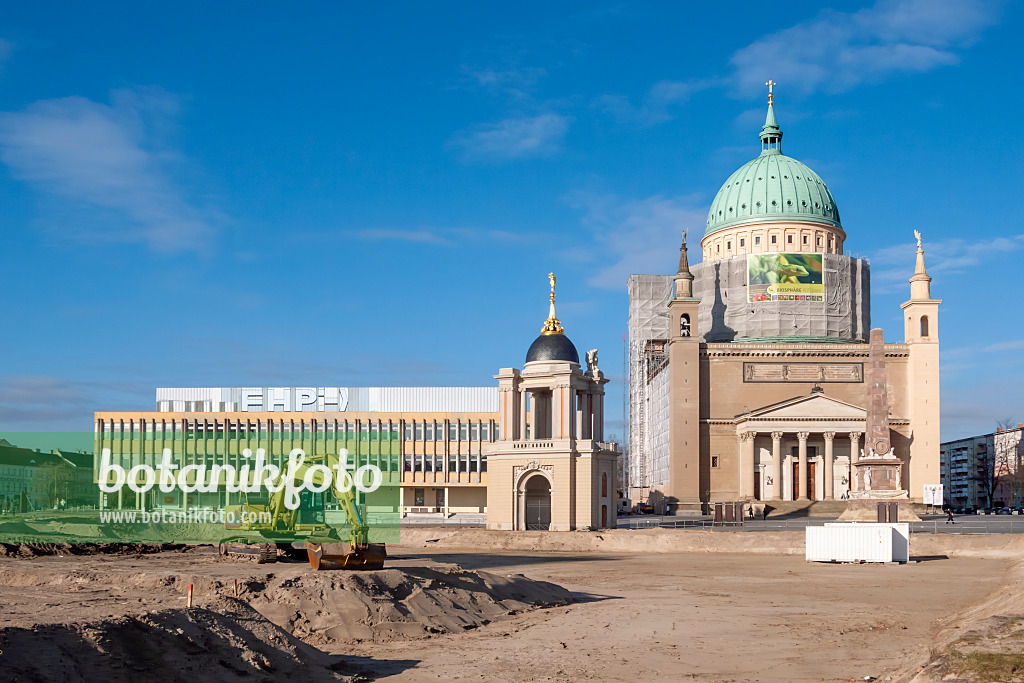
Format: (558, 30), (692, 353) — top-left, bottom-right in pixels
(667, 233), (703, 512)
(486, 274), (619, 530)
(901, 231), (941, 500)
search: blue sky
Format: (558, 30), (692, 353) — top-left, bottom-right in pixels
(0, 0), (1020, 441)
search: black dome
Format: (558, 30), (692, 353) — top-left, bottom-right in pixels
(525, 333), (579, 364)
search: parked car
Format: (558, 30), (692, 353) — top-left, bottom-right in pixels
(995, 507), (1012, 515)
(1013, 506), (1024, 515)
(633, 502), (654, 515)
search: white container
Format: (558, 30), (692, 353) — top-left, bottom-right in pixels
(806, 523), (910, 563)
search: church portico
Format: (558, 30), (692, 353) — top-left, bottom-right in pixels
(734, 392), (870, 502)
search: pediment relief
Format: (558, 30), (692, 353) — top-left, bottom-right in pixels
(741, 394), (866, 421)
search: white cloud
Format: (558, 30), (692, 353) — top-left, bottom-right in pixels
(730, 0), (1000, 95)
(352, 226), (533, 247)
(596, 78), (716, 125)
(567, 192), (707, 289)
(0, 375), (150, 430)
(869, 233), (1024, 292)
(0, 88), (221, 252)
(984, 340), (1024, 352)
(450, 113), (572, 161)
(463, 65), (548, 100)
(354, 229), (452, 245)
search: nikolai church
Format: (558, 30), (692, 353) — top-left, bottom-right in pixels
(627, 84), (941, 512)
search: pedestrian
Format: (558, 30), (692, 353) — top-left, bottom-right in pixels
(946, 507), (955, 524)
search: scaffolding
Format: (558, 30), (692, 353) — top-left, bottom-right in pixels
(626, 274), (673, 500)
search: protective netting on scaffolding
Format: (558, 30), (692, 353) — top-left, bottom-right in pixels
(691, 254), (870, 342)
(627, 274), (672, 493)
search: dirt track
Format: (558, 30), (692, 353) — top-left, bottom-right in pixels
(0, 536), (1018, 682)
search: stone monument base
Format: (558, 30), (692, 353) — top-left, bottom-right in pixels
(838, 492), (921, 522)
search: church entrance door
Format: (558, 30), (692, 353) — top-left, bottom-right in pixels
(807, 461), (816, 501)
(524, 475), (551, 530)
(792, 461), (799, 501)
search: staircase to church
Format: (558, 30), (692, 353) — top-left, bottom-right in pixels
(759, 500), (849, 518)
(758, 500), (936, 519)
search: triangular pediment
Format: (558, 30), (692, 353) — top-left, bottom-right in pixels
(742, 393), (866, 421)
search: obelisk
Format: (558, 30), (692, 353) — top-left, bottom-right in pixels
(839, 328), (920, 521)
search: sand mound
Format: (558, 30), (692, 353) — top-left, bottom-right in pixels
(248, 565), (572, 643)
(0, 600), (361, 683)
(0, 553), (572, 648)
(898, 559), (1024, 682)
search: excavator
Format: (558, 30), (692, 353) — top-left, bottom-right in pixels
(217, 451), (387, 570)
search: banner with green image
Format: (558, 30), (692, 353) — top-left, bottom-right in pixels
(747, 252), (825, 302)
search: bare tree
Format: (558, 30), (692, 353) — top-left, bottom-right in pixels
(32, 463), (74, 508)
(993, 421), (1024, 507)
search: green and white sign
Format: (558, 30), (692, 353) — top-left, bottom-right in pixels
(747, 252), (825, 303)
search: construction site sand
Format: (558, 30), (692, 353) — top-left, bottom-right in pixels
(1, 531), (1022, 682)
(0, 547), (571, 681)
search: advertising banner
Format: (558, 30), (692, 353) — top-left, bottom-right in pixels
(747, 252), (825, 302)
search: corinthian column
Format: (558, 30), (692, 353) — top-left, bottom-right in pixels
(849, 431), (862, 492)
(771, 432), (783, 501)
(797, 432), (810, 500)
(739, 432), (756, 499)
(823, 432), (836, 500)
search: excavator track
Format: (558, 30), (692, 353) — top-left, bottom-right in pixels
(257, 543), (278, 564)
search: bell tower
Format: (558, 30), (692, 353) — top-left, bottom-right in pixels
(900, 231), (941, 501)
(667, 232), (703, 513)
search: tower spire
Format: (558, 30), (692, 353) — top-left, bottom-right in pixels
(677, 229), (691, 276)
(760, 80), (783, 153)
(909, 230), (932, 300)
(540, 271), (565, 335)
(674, 231), (695, 299)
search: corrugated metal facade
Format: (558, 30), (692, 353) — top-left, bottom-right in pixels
(155, 387), (498, 413)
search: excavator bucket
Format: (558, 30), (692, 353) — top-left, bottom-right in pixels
(305, 541), (386, 571)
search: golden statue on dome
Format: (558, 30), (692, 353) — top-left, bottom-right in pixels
(541, 272), (565, 335)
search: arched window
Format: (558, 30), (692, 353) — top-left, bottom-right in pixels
(601, 472), (608, 498)
(680, 313), (691, 338)
(921, 315), (929, 337)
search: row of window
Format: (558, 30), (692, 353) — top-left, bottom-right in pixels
(404, 422), (495, 442)
(101, 421), (401, 433)
(717, 232), (833, 252)
(404, 455), (487, 474)
(99, 420), (496, 441)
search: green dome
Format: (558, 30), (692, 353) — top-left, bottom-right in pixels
(704, 104), (841, 236)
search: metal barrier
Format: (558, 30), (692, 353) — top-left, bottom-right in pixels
(400, 518), (486, 527)
(617, 516), (1024, 534)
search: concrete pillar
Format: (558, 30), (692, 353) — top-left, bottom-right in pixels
(824, 432), (836, 500)
(553, 386), (564, 439)
(530, 392), (539, 440)
(771, 432), (783, 501)
(575, 390), (583, 440)
(520, 390), (528, 440)
(797, 432), (810, 500)
(849, 431), (862, 492)
(740, 432), (756, 499)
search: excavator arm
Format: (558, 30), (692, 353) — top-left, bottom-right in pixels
(223, 452), (385, 570)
